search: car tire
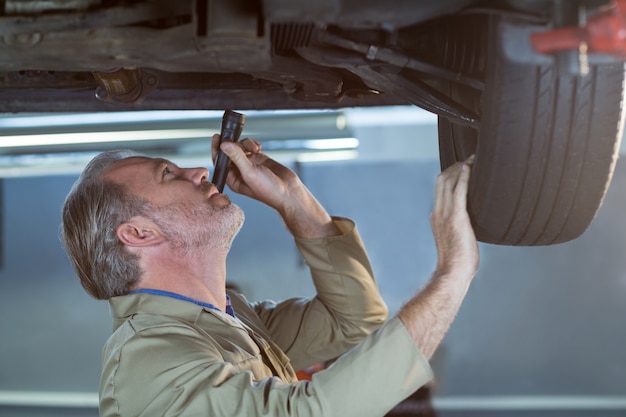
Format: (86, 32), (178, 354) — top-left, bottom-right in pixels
(438, 17), (626, 246)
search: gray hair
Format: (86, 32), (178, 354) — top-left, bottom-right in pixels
(61, 150), (150, 299)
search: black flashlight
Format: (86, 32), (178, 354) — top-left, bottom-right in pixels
(212, 110), (246, 193)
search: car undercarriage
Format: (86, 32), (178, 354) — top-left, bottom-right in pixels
(0, 0), (624, 246)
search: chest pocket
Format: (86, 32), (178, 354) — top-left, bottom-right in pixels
(197, 314), (297, 382)
(238, 320), (298, 382)
(204, 322), (276, 380)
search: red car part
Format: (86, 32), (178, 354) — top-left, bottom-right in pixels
(531, 0), (626, 58)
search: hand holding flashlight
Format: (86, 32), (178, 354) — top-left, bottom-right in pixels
(212, 110), (246, 192)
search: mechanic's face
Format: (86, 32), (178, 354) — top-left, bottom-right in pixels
(104, 156), (244, 251)
(103, 156), (221, 207)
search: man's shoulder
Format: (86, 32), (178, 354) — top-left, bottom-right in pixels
(104, 313), (197, 353)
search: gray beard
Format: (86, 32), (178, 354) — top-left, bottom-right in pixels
(147, 200), (245, 256)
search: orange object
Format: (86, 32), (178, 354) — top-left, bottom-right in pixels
(531, 0), (626, 58)
(295, 362), (328, 381)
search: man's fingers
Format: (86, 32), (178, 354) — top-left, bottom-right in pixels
(441, 169), (455, 216)
(433, 167), (446, 215)
(240, 137), (262, 153)
(211, 134), (221, 161)
(431, 157), (479, 276)
(435, 161), (464, 215)
(212, 135), (261, 161)
(452, 163), (471, 212)
(220, 141), (253, 176)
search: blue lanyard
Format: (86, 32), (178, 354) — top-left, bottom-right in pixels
(129, 288), (236, 317)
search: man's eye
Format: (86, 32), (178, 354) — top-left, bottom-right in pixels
(163, 167), (171, 176)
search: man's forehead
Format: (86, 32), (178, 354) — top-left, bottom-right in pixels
(102, 156), (158, 180)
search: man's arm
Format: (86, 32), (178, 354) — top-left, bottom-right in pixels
(309, 157), (479, 417)
(218, 136), (386, 368)
(398, 157), (479, 358)
(220, 136), (479, 362)
(248, 217), (388, 371)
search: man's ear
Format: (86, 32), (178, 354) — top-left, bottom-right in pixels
(116, 216), (164, 248)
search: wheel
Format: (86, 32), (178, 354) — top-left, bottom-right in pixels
(438, 16), (626, 246)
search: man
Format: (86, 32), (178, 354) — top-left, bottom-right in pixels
(61, 134), (478, 417)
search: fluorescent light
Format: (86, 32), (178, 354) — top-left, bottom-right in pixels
(0, 390), (98, 408)
(0, 111), (224, 128)
(261, 138), (358, 151)
(0, 132), (358, 150)
(0, 129), (212, 147)
(0, 110), (365, 176)
(344, 106), (436, 126)
(4, 392), (624, 411)
(0, 109), (345, 129)
(433, 395), (626, 411)
(297, 150), (358, 162)
(299, 138), (359, 150)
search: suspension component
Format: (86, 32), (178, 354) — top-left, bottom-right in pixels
(92, 67), (158, 105)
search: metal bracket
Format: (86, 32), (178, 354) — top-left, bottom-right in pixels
(94, 68), (159, 106)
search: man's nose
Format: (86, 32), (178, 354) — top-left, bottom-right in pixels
(184, 167), (209, 186)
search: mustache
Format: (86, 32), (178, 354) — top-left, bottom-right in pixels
(201, 182), (213, 193)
